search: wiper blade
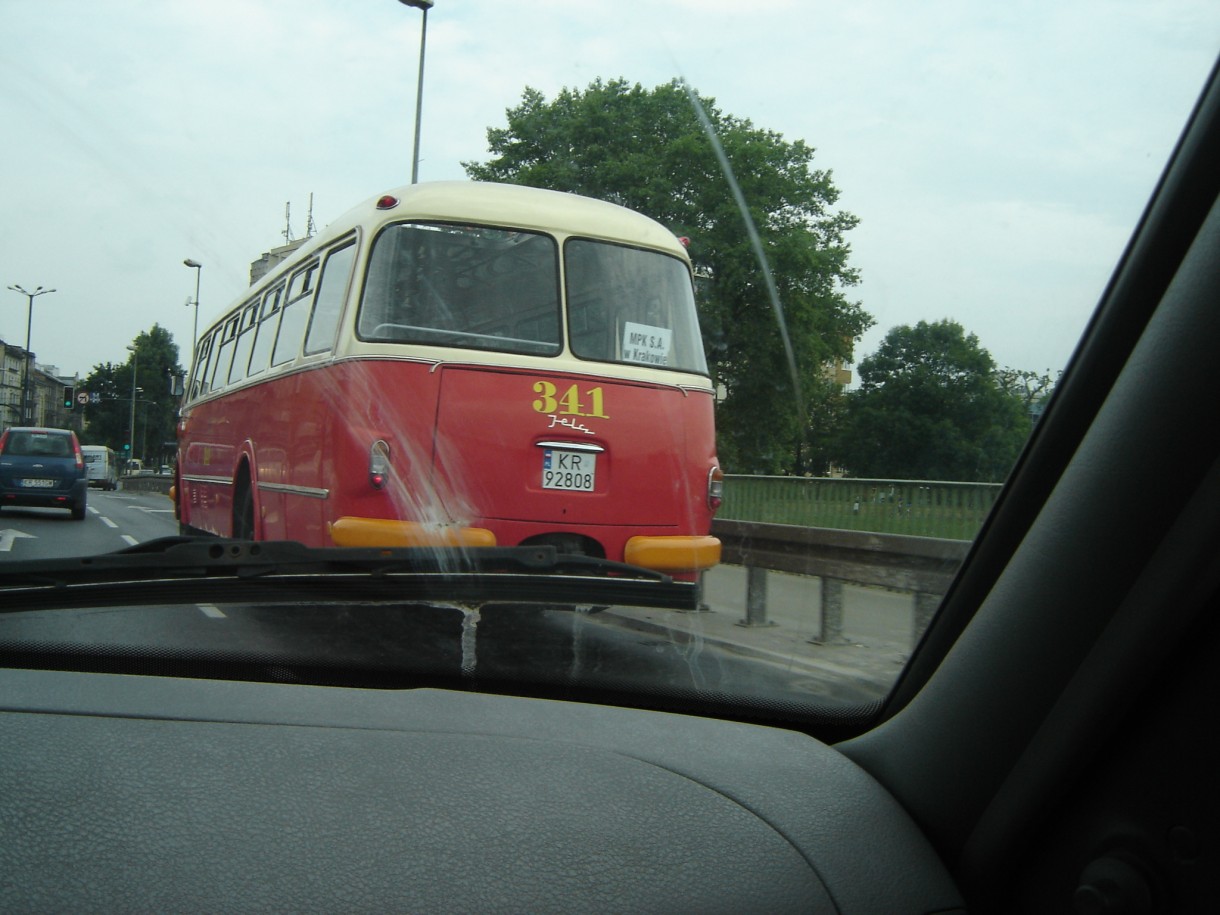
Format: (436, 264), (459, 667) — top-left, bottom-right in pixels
(0, 537), (697, 613)
(23, 537), (672, 580)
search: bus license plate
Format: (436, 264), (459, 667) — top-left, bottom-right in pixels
(20, 478), (56, 488)
(541, 450), (596, 492)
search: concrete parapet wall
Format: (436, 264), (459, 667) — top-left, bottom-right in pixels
(119, 475), (174, 496)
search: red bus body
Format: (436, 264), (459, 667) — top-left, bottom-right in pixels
(177, 182), (721, 574)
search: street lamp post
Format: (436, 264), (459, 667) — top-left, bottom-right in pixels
(139, 397), (151, 462)
(7, 284), (56, 424)
(127, 345), (139, 463)
(184, 259), (202, 365)
(399, 0), (434, 184)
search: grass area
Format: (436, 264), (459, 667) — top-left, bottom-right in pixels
(719, 478), (999, 541)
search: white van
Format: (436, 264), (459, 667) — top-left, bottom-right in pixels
(81, 445), (119, 491)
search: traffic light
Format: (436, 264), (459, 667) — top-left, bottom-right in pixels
(63, 387), (75, 410)
(123, 443), (131, 452)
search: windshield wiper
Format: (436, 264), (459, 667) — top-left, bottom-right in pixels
(0, 537), (698, 613)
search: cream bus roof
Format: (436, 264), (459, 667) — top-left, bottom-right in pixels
(333, 181), (689, 257)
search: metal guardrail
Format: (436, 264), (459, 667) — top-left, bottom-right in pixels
(719, 475), (1001, 541)
(711, 518), (971, 645)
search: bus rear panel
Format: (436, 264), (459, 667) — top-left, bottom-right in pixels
(176, 182), (721, 575)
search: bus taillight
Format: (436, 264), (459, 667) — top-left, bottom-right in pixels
(707, 465), (724, 512)
(369, 440), (391, 489)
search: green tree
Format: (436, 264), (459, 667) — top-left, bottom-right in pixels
(464, 78), (871, 473)
(996, 366), (1060, 424)
(794, 374), (851, 476)
(80, 324), (184, 466)
(837, 320), (1030, 482)
(77, 361), (128, 450)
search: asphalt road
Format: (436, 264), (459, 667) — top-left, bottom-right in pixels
(0, 488), (178, 558)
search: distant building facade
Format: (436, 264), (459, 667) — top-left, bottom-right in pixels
(0, 339), (25, 429)
(0, 337), (80, 433)
(249, 240), (306, 286)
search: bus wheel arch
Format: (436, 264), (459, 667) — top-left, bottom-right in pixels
(232, 461), (258, 540)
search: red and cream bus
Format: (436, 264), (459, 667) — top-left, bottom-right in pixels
(175, 181), (721, 575)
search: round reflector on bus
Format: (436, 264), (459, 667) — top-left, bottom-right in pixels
(369, 439), (391, 489)
(707, 465), (724, 511)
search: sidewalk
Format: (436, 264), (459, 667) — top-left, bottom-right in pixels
(602, 564), (921, 699)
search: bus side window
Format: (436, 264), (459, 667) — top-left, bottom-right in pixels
(208, 315), (240, 393)
(286, 261), (318, 304)
(227, 301), (260, 386)
(247, 284), (284, 377)
(202, 327), (222, 394)
(304, 240), (356, 356)
(190, 333), (213, 400)
(273, 261), (320, 366)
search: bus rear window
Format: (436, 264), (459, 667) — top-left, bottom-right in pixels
(566, 239), (708, 375)
(358, 222), (561, 357)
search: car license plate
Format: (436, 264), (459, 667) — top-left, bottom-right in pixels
(541, 450), (596, 491)
(20, 478), (56, 488)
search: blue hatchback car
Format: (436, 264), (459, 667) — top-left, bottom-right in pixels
(0, 427), (88, 520)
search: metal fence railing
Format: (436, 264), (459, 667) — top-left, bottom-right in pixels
(718, 475), (1002, 541)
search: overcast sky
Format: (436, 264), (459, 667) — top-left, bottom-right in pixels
(1, 0), (1216, 384)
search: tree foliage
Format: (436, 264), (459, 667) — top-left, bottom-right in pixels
(464, 78), (871, 472)
(996, 366), (1059, 423)
(79, 324), (183, 466)
(836, 320), (1031, 482)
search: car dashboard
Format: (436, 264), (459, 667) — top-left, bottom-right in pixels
(0, 666), (962, 913)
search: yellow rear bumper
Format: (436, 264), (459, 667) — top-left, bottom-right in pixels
(330, 517), (497, 549)
(624, 535), (721, 573)
(330, 519), (719, 573)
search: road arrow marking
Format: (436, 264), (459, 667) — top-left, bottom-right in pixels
(0, 529), (37, 552)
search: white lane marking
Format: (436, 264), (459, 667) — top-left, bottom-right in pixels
(198, 604), (227, 619)
(129, 506), (174, 514)
(121, 535), (139, 547)
(87, 505), (100, 515)
(100, 516), (119, 529)
(0, 529), (37, 552)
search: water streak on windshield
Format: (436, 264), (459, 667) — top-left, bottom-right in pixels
(679, 77), (802, 411)
(460, 606), (480, 676)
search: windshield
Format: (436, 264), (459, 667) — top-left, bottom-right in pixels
(3, 430), (73, 458)
(356, 220), (708, 370)
(1, 1), (1216, 728)
(566, 238), (708, 374)
(358, 222), (563, 357)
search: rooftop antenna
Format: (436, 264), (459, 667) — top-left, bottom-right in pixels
(305, 193), (317, 239)
(282, 201), (294, 244)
